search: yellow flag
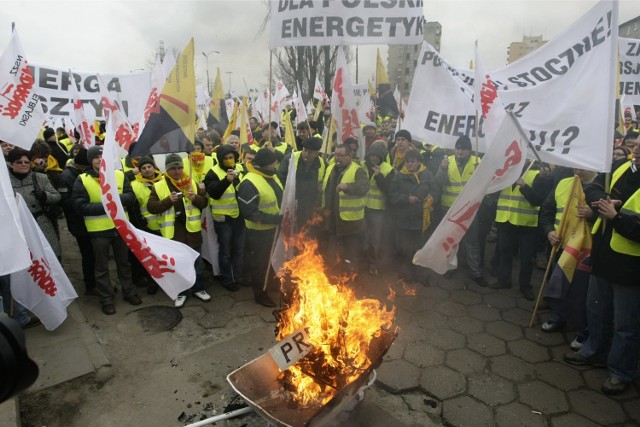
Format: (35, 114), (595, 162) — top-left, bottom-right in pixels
(223, 100), (239, 141)
(375, 48), (389, 87)
(284, 105), (296, 148)
(368, 79), (376, 98)
(557, 177), (592, 282)
(208, 67), (227, 126)
(313, 98), (323, 121)
(321, 117), (336, 156)
(239, 97), (249, 145)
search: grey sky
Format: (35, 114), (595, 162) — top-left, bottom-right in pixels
(0, 0), (636, 96)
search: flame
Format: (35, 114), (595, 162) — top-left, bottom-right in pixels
(401, 281), (417, 296)
(277, 235), (395, 407)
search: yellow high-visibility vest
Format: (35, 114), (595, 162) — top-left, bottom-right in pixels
(131, 180), (161, 231)
(610, 187), (640, 256)
(553, 176), (576, 230)
(80, 171), (126, 232)
(365, 162), (393, 210)
(441, 155), (479, 208)
(322, 161), (365, 221)
(292, 151), (326, 184)
(241, 173), (283, 230)
(495, 170), (540, 227)
(592, 161), (631, 234)
(153, 179), (202, 239)
(209, 164), (242, 219)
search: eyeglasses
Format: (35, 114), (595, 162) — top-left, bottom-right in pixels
(13, 160), (30, 165)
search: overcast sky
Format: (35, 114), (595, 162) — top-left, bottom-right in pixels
(0, 0), (636, 95)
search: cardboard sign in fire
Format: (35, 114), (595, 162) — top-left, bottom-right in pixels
(403, 0), (619, 172)
(268, 326), (314, 371)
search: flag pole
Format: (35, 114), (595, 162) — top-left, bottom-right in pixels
(268, 50), (273, 129)
(528, 175), (579, 327)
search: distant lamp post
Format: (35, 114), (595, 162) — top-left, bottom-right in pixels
(202, 50), (220, 93)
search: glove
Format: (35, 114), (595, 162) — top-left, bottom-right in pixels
(34, 189), (47, 203)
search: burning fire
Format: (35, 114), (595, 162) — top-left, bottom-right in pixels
(276, 236), (395, 407)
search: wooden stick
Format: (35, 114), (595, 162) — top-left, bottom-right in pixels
(529, 243), (560, 328)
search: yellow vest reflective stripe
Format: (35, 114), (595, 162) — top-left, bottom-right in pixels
(365, 162), (393, 210)
(209, 164), (241, 218)
(553, 176), (577, 230)
(131, 180), (161, 231)
(275, 144), (288, 156)
(592, 161), (631, 234)
(80, 171), (126, 232)
(610, 188), (640, 256)
(153, 179), (202, 239)
(243, 173), (282, 230)
(293, 151), (327, 184)
(442, 155), (479, 208)
(322, 161), (365, 221)
(495, 170), (540, 227)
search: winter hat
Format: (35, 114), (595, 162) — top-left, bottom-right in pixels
(86, 146), (103, 163)
(363, 121), (377, 130)
(302, 137), (323, 151)
(454, 135), (472, 150)
(43, 127), (55, 140)
(404, 150), (423, 163)
(252, 148), (277, 167)
(395, 129), (412, 141)
(164, 153), (183, 170)
(74, 148), (90, 166)
(137, 156), (156, 169)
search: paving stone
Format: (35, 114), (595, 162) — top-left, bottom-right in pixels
(524, 328), (566, 346)
(508, 340), (550, 363)
(446, 348), (487, 375)
(401, 391), (443, 418)
(383, 339), (406, 361)
(567, 389), (626, 425)
(415, 311), (449, 330)
(433, 300), (466, 317)
(501, 307), (532, 326)
(399, 295), (432, 314)
(443, 396), (494, 427)
(405, 342), (445, 368)
(535, 361), (583, 391)
(491, 354), (536, 382)
(483, 293), (517, 310)
(419, 366), (466, 400)
(468, 333), (507, 357)
(516, 297), (536, 311)
(376, 359), (421, 393)
(486, 320), (523, 341)
(196, 311), (233, 329)
(550, 413), (600, 427)
(448, 315), (484, 336)
(393, 307), (413, 325)
(419, 286), (450, 302)
(580, 367), (610, 391)
(623, 399), (640, 425)
(549, 345), (575, 364)
(468, 304), (502, 322)
(423, 328), (466, 351)
(518, 381), (569, 414)
(449, 289), (483, 305)
(468, 373), (515, 405)
(495, 402), (547, 427)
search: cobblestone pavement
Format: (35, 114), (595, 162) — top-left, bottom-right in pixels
(14, 225), (640, 426)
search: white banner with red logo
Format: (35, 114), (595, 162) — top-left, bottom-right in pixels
(270, 0), (425, 48)
(332, 46), (363, 158)
(413, 113), (527, 274)
(0, 31), (45, 150)
(271, 153), (297, 274)
(11, 194), (77, 330)
(0, 162), (30, 275)
(98, 84), (198, 300)
(403, 0), (618, 172)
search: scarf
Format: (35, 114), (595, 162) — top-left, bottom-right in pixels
(246, 162), (275, 180)
(135, 170), (163, 184)
(45, 155), (63, 172)
(164, 171), (193, 192)
(400, 163), (427, 183)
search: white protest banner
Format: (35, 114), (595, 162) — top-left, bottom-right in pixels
(99, 83), (199, 300)
(271, 151), (297, 275)
(0, 162), (30, 275)
(619, 37), (640, 105)
(404, 0), (618, 172)
(200, 208), (221, 276)
(332, 46), (363, 157)
(270, 0), (425, 48)
(0, 31), (45, 150)
(413, 113), (526, 273)
(30, 64), (150, 122)
(69, 69), (95, 147)
(11, 194), (77, 330)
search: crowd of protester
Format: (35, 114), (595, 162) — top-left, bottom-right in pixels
(1, 105), (639, 396)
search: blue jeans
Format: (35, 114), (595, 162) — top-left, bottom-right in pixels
(1, 275), (31, 326)
(579, 275), (640, 383)
(213, 218), (245, 286)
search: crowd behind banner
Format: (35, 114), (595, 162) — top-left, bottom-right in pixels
(1, 89), (639, 394)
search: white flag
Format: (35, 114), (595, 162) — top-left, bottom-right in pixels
(331, 46), (363, 157)
(200, 209), (220, 276)
(313, 78), (327, 101)
(271, 80), (290, 115)
(69, 69), (95, 148)
(11, 194), (77, 330)
(0, 31), (45, 150)
(271, 153), (297, 274)
(99, 82), (199, 300)
(474, 41), (506, 145)
(294, 82), (308, 124)
(0, 161), (30, 275)
(413, 114), (526, 274)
